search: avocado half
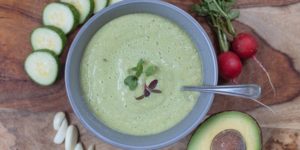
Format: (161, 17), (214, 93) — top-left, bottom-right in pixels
(188, 111), (262, 150)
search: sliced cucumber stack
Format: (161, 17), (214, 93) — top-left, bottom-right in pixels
(31, 26), (67, 56)
(109, 0), (122, 5)
(43, 2), (80, 34)
(93, 0), (108, 13)
(60, 0), (94, 24)
(25, 50), (60, 86)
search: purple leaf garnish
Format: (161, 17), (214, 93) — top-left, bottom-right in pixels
(144, 88), (151, 97)
(135, 95), (145, 100)
(135, 80), (161, 100)
(151, 89), (162, 94)
(148, 79), (158, 89)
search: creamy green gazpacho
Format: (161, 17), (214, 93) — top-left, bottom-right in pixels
(80, 13), (202, 135)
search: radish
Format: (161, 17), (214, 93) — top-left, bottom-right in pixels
(232, 33), (276, 95)
(218, 51), (275, 113)
(232, 33), (257, 59)
(193, 1), (274, 112)
(218, 51), (242, 80)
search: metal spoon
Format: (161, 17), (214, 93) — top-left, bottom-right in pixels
(181, 84), (261, 100)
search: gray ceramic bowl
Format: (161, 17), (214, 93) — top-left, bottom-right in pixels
(65, 0), (218, 149)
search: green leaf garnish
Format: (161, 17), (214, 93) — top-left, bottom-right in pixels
(124, 75), (138, 91)
(135, 59), (144, 77)
(124, 59), (160, 95)
(145, 65), (158, 77)
(124, 59), (144, 90)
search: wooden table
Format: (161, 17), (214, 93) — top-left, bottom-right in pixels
(1, 0), (300, 149)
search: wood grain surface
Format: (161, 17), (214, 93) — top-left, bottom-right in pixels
(0, 0), (300, 149)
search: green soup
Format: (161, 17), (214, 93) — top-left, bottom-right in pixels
(81, 13), (202, 136)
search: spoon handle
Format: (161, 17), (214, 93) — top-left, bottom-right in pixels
(182, 84), (261, 100)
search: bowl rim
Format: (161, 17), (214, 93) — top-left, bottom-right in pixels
(65, 0), (218, 149)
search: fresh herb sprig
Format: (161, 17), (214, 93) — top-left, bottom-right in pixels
(193, 0), (239, 52)
(124, 59), (158, 91)
(124, 59), (144, 90)
(131, 59), (144, 77)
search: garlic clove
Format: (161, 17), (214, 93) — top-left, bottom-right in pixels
(53, 112), (66, 130)
(88, 144), (95, 150)
(65, 125), (79, 150)
(53, 118), (68, 144)
(74, 142), (84, 150)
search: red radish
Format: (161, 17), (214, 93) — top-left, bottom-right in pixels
(218, 51), (242, 79)
(218, 52), (275, 113)
(232, 32), (276, 95)
(232, 33), (257, 59)
(219, 51), (274, 113)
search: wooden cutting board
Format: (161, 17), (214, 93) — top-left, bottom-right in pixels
(1, 0), (300, 149)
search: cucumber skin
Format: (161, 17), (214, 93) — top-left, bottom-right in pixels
(30, 26), (67, 56)
(60, 0), (95, 24)
(42, 2), (80, 34)
(59, 2), (80, 33)
(109, 0), (121, 5)
(24, 49), (61, 86)
(105, 0), (109, 7)
(79, 0), (95, 24)
(86, 0), (95, 23)
(94, 0), (108, 13)
(102, 0), (109, 7)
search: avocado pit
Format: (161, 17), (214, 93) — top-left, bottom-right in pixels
(211, 129), (246, 150)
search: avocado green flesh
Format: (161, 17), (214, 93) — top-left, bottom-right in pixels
(188, 111), (261, 150)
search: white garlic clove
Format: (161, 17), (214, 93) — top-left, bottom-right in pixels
(88, 144), (95, 150)
(74, 142), (84, 150)
(65, 125), (79, 150)
(53, 118), (68, 144)
(53, 112), (66, 130)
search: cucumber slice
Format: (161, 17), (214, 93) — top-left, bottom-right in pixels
(24, 50), (60, 86)
(60, 0), (94, 24)
(43, 2), (80, 34)
(93, 0), (108, 13)
(109, 0), (122, 5)
(31, 26), (67, 56)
